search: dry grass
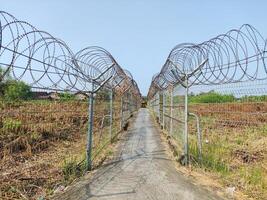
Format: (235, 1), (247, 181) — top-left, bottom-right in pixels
(0, 98), (123, 199)
(151, 100), (267, 199)
(188, 102), (267, 200)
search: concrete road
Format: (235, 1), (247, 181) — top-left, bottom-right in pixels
(55, 108), (223, 200)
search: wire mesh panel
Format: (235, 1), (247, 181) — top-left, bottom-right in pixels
(171, 85), (186, 157)
(121, 91), (132, 128)
(188, 80), (267, 163)
(159, 92), (164, 126)
(148, 85), (186, 158)
(155, 92), (160, 120)
(149, 92), (160, 121)
(162, 89), (171, 132)
(185, 80), (267, 198)
(0, 91), (88, 199)
(112, 91), (122, 140)
(0, 11), (142, 199)
(147, 24), (267, 199)
(91, 88), (112, 166)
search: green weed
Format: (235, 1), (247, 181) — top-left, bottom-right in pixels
(189, 140), (229, 174)
(62, 156), (86, 183)
(2, 118), (22, 131)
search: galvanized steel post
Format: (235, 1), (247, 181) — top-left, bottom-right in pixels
(196, 114), (202, 161)
(86, 82), (95, 171)
(184, 77), (189, 165)
(189, 112), (202, 161)
(170, 87), (173, 135)
(109, 89), (113, 142)
(158, 92), (160, 122)
(120, 95), (124, 130)
(162, 91), (165, 129)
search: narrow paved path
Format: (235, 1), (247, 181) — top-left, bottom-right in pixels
(56, 108), (223, 200)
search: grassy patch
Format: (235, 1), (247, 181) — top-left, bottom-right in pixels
(188, 91), (235, 104)
(189, 137), (229, 175)
(189, 120), (267, 199)
(2, 118), (22, 132)
(226, 165), (267, 199)
(62, 156), (86, 184)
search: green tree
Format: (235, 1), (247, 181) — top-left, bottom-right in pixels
(0, 66), (11, 82)
(4, 80), (32, 101)
(0, 66), (4, 82)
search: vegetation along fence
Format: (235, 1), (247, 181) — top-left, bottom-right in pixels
(148, 25), (267, 198)
(0, 11), (141, 199)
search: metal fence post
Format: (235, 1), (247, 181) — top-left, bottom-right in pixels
(157, 94), (159, 112)
(130, 92), (133, 114)
(159, 92), (162, 123)
(109, 89), (113, 142)
(162, 91), (165, 129)
(120, 95), (124, 130)
(158, 92), (160, 120)
(170, 87), (173, 135)
(189, 112), (202, 161)
(184, 77), (189, 165)
(86, 83), (95, 171)
(196, 114), (202, 161)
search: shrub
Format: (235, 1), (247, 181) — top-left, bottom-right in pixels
(0, 66), (11, 81)
(240, 95), (267, 102)
(0, 66), (11, 96)
(4, 80), (32, 101)
(189, 91), (235, 103)
(59, 92), (75, 101)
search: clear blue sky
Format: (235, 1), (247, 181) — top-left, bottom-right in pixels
(1, 0), (267, 95)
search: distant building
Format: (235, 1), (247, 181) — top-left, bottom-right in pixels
(31, 91), (49, 99)
(74, 92), (88, 100)
(31, 91), (60, 100)
(49, 92), (60, 100)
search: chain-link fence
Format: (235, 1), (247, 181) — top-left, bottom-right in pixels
(148, 24), (267, 163)
(187, 80), (267, 165)
(149, 85), (187, 162)
(0, 11), (141, 199)
(148, 24), (267, 198)
(0, 92), (89, 199)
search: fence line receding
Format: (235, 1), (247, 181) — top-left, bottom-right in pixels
(148, 24), (267, 167)
(0, 11), (141, 199)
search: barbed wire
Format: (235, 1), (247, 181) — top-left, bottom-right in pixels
(148, 24), (267, 98)
(0, 11), (141, 97)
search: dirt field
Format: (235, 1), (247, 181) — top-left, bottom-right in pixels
(0, 99), (122, 199)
